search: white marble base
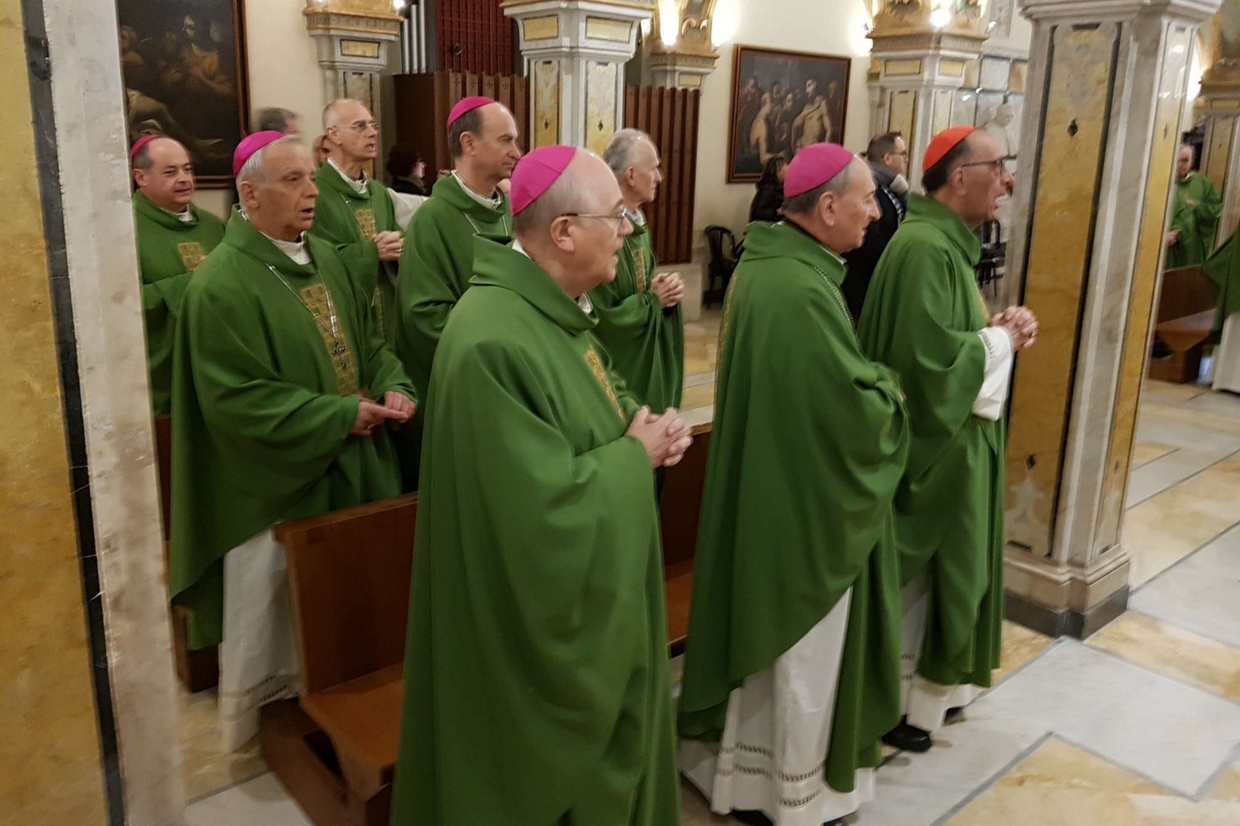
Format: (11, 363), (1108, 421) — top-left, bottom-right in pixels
(1130, 524), (1240, 648)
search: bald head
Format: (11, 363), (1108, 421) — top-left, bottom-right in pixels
(515, 150), (632, 296)
(1177, 144), (1195, 180)
(605, 128), (662, 209)
(451, 102), (522, 193)
(132, 137), (196, 211)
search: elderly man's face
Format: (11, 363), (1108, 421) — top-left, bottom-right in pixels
(562, 154), (633, 287)
(1177, 147), (1194, 180)
(134, 138), (196, 211)
(468, 103), (523, 181)
(958, 130), (1015, 226)
(250, 142), (320, 239)
(328, 101), (379, 163)
(827, 158), (881, 253)
(627, 138), (663, 206)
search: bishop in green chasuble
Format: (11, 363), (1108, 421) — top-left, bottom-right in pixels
(129, 136), (225, 414)
(168, 135), (415, 750)
(589, 129), (685, 412)
(1166, 145), (1223, 270)
(677, 147), (909, 826)
(390, 146), (687, 826)
(858, 127), (1037, 740)
(313, 100), (406, 345)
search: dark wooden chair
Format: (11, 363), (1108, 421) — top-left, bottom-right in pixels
(154, 415), (219, 693)
(261, 493), (418, 826)
(704, 226), (740, 308)
(1149, 265), (1218, 383)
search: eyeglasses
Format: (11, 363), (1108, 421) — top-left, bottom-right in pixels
(561, 212), (629, 230)
(959, 155), (1017, 174)
(334, 120), (380, 134)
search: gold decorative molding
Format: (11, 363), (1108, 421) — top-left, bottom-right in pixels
(869, 0), (990, 39)
(304, 11), (402, 36)
(502, 0), (654, 9)
(650, 0), (720, 59)
(523, 14), (561, 39)
(303, 0), (401, 22)
(939, 58), (966, 77)
(586, 16), (633, 41)
(340, 39), (381, 58)
(885, 58), (924, 76)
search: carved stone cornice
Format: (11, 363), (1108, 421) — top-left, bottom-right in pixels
(1018, 0), (1219, 24)
(869, 0), (990, 39)
(868, 30), (988, 55)
(303, 0), (402, 22)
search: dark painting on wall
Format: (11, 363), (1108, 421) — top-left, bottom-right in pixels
(728, 45), (852, 183)
(117, 0), (250, 186)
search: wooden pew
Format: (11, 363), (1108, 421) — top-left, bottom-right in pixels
(659, 422), (712, 656)
(153, 415), (219, 693)
(1149, 265), (1218, 383)
(261, 493), (418, 826)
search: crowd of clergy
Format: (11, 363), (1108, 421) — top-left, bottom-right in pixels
(133, 95), (1046, 826)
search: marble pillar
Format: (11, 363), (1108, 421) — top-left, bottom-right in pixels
(1003, 0), (1220, 638)
(504, 0), (652, 153)
(868, 1), (991, 187)
(21, 0), (187, 823)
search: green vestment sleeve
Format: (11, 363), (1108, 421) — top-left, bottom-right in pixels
(677, 222), (909, 793)
(587, 220), (685, 412)
(1204, 231), (1240, 333)
(391, 240), (678, 826)
(1168, 174), (1224, 269)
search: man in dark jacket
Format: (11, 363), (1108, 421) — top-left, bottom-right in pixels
(842, 132), (909, 319)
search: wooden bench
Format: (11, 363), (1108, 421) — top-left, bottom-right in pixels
(261, 493), (418, 826)
(154, 415), (219, 693)
(1149, 265), (1218, 383)
(659, 422), (712, 656)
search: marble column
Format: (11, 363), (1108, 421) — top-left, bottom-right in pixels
(867, 1), (992, 187)
(504, 0), (653, 153)
(647, 0), (721, 90)
(1002, 0), (1220, 637)
(303, 0), (402, 173)
(1198, 71), (1240, 241)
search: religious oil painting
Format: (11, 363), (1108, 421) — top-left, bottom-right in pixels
(117, 0), (250, 186)
(728, 45), (852, 183)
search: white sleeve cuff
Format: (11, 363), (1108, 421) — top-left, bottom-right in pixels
(973, 326), (1015, 421)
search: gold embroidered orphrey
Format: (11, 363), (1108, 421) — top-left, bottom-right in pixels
(353, 207), (378, 239)
(631, 242), (649, 292)
(177, 242), (207, 272)
(299, 282), (360, 395)
(584, 345), (626, 422)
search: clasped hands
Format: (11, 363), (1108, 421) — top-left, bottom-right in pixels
(990, 305), (1039, 351)
(650, 272), (685, 309)
(351, 391), (417, 437)
(627, 406), (693, 468)
(374, 231), (404, 262)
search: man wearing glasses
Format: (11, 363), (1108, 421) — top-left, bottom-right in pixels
(310, 99), (405, 345)
(843, 131), (911, 319)
(390, 145), (689, 825)
(858, 126), (1038, 753)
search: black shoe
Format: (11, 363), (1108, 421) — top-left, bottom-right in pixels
(824, 821), (848, 826)
(881, 718), (932, 753)
(945, 705), (965, 724)
(732, 811), (773, 826)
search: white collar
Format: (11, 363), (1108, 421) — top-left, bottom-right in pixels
(452, 170), (503, 210)
(158, 203), (195, 223)
(241, 208), (310, 265)
(624, 206), (646, 226)
(328, 158), (368, 195)
(511, 238), (593, 316)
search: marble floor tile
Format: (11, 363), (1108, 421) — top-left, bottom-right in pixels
(1142, 380), (1210, 404)
(993, 620), (1054, 684)
(681, 382), (716, 412)
(184, 773), (311, 826)
(1130, 524), (1240, 648)
(682, 778), (745, 824)
(1121, 452), (1240, 587)
(944, 737), (1240, 826)
(1184, 388), (1240, 420)
(974, 640), (1240, 797)
(1208, 761), (1240, 803)
(1124, 445), (1236, 508)
(1131, 441), (1178, 469)
(1086, 611), (1240, 702)
(178, 687), (266, 802)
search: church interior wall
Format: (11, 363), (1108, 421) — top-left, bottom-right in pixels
(194, 0), (326, 219)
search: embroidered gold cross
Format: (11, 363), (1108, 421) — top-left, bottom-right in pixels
(299, 283), (360, 395)
(354, 207), (377, 238)
(177, 242), (207, 272)
(584, 345), (625, 422)
(633, 247), (649, 292)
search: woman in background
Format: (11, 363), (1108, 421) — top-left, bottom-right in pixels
(749, 154), (788, 224)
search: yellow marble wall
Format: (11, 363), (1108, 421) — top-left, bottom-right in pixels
(1006, 24), (1119, 556)
(0, 0), (108, 821)
(1094, 27), (1192, 550)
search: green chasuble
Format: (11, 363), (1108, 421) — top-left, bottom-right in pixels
(394, 173), (512, 402)
(676, 221), (910, 793)
(1167, 172), (1223, 270)
(168, 210), (415, 650)
(857, 193), (1006, 691)
(132, 191), (225, 414)
(390, 237), (679, 826)
(587, 216), (685, 412)
(1204, 231), (1240, 334)
(310, 161), (403, 345)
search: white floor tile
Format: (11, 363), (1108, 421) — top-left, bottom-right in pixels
(1131, 524), (1240, 648)
(184, 773), (311, 826)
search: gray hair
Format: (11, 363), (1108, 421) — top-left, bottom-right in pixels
(322, 98), (367, 131)
(782, 162), (853, 216)
(604, 128), (653, 178)
(236, 134), (305, 187)
(256, 107), (298, 133)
